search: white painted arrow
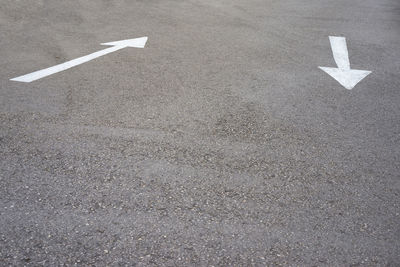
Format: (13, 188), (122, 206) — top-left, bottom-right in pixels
(11, 37), (148, 83)
(319, 36), (371, 90)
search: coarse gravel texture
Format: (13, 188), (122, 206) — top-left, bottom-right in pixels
(1, 0), (400, 265)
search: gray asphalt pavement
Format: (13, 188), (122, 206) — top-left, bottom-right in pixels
(1, 0), (399, 265)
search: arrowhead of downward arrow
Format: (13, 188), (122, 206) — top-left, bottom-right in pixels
(101, 37), (148, 48)
(318, 67), (371, 90)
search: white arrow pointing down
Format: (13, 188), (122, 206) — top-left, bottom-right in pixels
(319, 36), (371, 90)
(11, 37), (148, 83)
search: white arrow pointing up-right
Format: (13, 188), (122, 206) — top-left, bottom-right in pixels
(11, 37), (148, 83)
(319, 36), (371, 90)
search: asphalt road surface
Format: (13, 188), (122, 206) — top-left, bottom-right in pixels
(1, 0), (399, 265)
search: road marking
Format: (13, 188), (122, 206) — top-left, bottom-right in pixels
(319, 36), (371, 90)
(10, 37), (148, 83)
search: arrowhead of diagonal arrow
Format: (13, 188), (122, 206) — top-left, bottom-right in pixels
(101, 37), (148, 48)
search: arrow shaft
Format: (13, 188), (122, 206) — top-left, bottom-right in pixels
(11, 45), (125, 83)
(329, 36), (350, 70)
